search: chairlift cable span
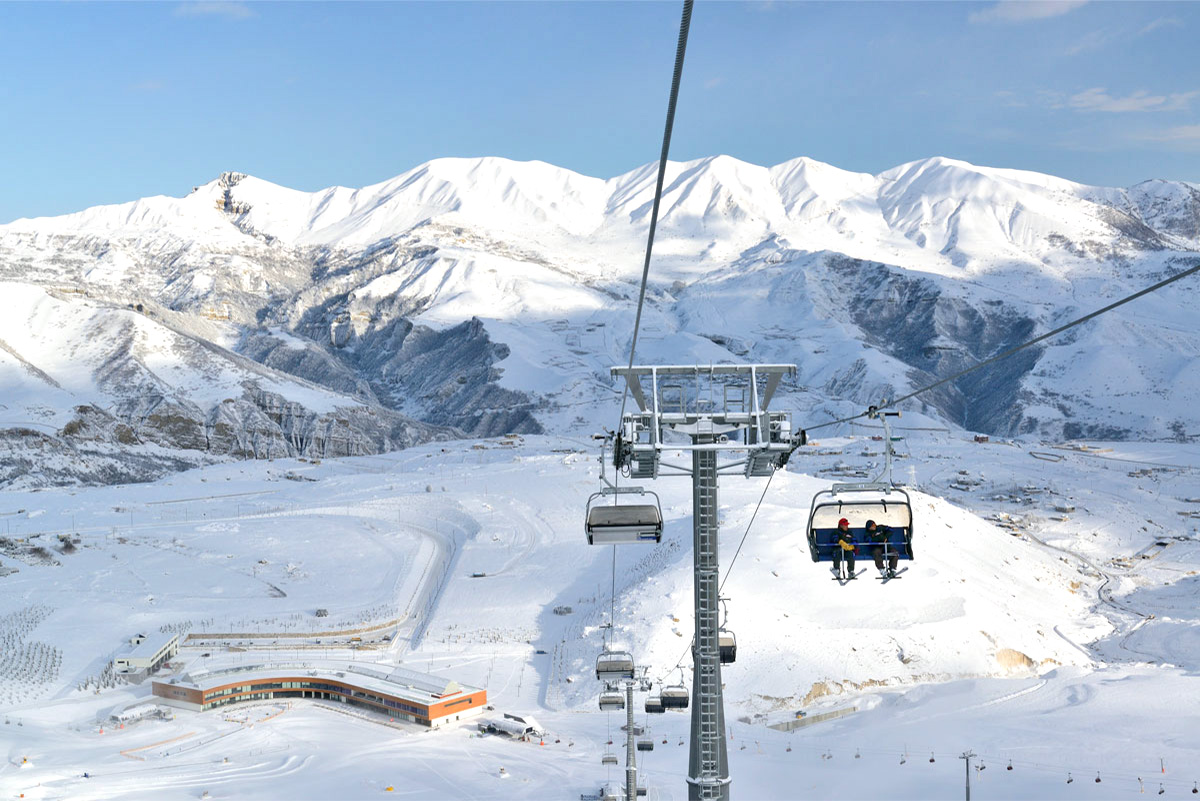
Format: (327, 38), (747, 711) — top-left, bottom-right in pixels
(659, 464), (777, 679)
(609, 544), (617, 648)
(799, 260), (1200, 437)
(616, 0), (694, 426)
(655, 260), (1199, 678)
(719, 466), (776, 595)
(601, 0), (692, 684)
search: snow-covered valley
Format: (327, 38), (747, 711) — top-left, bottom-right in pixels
(2, 153), (1199, 799)
(1, 431), (1198, 799)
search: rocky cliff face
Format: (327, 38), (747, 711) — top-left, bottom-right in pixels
(827, 256), (1043, 436)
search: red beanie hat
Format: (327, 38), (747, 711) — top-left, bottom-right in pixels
(838, 518), (849, 528)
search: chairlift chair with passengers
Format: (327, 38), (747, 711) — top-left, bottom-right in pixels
(805, 409), (914, 568)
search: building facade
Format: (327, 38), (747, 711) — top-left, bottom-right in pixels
(114, 633), (179, 675)
(153, 665), (486, 728)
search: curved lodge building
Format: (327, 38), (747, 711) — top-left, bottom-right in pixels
(153, 664), (486, 728)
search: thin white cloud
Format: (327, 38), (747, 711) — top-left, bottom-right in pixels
(1069, 87), (1200, 113)
(1037, 89), (1068, 109)
(1140, 125), (1200, 143)
(969, 0), (1089, 24)
(703, 77), (726, 90)
(1065, 29), (1113, 56)
(1139, 17), (1183, 36)
(993, 90), (1028, 108)
(175, 2), (254, 19)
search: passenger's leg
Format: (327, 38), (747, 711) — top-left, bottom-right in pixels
(872, 546), (885, 570)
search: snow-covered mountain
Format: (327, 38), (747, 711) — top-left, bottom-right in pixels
(2, 155), (1198, 486)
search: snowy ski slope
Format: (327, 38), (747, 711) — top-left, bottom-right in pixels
(2, 153), (1199, 797)
(1, 432), (1198, 799)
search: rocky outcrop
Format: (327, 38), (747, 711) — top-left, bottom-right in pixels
(826, 256), (1043, 436)
(3, 386), (459, 489)
(0, 426), (203, 490)
(240, 315), (542, 438)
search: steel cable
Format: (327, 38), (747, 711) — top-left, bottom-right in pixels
(617, 0), (694, 425)
(799, 260), (1200, 437)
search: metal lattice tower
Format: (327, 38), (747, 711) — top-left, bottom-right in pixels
(690, 439), (726, 798)
(627, 681), (637, 801)
(611, 364), (796, 800)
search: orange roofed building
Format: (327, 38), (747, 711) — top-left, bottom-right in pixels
(153, 663), (486, 728)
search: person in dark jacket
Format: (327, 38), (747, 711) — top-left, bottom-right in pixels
(833, 517), (857, 579)
(866, 519), (898, 577)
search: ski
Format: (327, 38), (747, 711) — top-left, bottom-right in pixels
(876, 567), (909, 583)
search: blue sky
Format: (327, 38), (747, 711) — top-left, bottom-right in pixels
(1, 0), (1198, 222)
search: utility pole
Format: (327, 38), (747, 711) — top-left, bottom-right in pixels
(961, 750), (976, 801)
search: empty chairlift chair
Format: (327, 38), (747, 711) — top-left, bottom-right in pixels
(660, 683), (689, 711)
(602, 753), (619, 766)
(599, 690), (625, 712)
(637, 737), (655, 752)
(595, 650), (636, 681)
(585, 491), (663, 545)
(644, 695), (665, 714)
(719, 629), (737, 664)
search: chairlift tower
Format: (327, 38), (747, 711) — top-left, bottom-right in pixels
(619, 670), (654, 801)
(609, 364), (796, 800)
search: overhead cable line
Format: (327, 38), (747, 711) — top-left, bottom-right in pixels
(719, 467), (776, 596)
(660, 465), (776, 679)
(801, 260), (1200, 436)
(617, 0), (694, 425)
(659, 260), (1200, 677)
(609, 544), (618, 648)
(603, 0), (692, 668)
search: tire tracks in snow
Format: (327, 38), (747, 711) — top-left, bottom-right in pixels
(1020, 528), (1156, 663)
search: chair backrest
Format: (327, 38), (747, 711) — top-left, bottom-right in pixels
(810, 527), (910, 559)
(807, 495), (913, 562)
(587, 504), (662, 529)
(586, 499), (663, 545)
(809, 500), (911, 530)
(596, 651), (635, 679)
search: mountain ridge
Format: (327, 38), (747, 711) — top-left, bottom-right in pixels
(2, 153), (1198, 487)
(6, 154), (1197, 252)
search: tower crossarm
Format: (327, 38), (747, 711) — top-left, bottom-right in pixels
(610, 364), (797, 479)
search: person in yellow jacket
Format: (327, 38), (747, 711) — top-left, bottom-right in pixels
(834, 517), (857, 579)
